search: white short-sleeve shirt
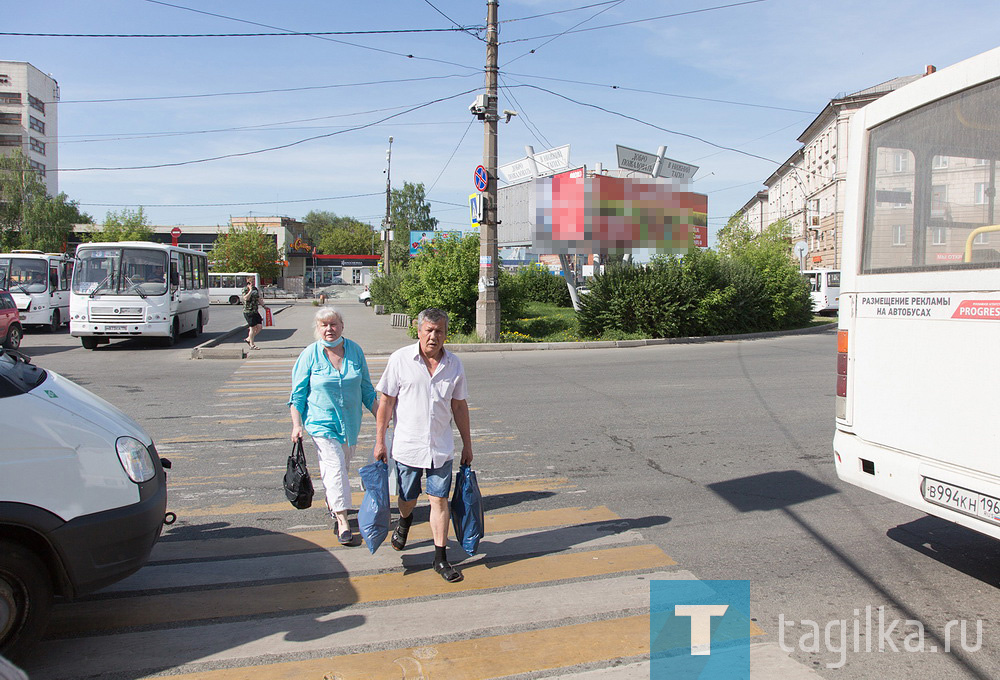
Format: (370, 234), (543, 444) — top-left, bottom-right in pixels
(376, 342), (468, 469)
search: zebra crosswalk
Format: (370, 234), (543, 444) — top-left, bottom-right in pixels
(24, 357), (816, 679)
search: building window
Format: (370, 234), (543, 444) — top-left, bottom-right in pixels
(974, 231), (989, 245)
(0, 92), (21, 104)
(976, 158), (990, 166)
(975, 182), (990, 205)
(893, 187), (908, 208)
(932, 155), (949, 169)
(932, 226), (947, 246)
(29, 137), (44, 155)
(27, 94), (45, 114)
(0, 134), (20, 147)
(28, 159), (45, 176)
(892, 225), (907, 246)
(893, 152), (909, 173)
(28, 116), (44, 134)
(0, 112), (20, 126)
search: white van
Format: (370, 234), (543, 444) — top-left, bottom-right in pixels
(0, 349), (168, 660)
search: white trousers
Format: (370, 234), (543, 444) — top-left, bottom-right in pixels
(311, 436), (358, 514)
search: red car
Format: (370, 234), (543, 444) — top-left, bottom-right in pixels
(0, 290), (23, 349)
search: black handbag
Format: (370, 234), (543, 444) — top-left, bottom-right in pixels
(284, 439), (314, 509)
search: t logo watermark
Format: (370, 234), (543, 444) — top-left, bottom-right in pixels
(651, 580), (759, 679)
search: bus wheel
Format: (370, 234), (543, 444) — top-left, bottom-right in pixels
(81, 337), (99, 350)
(48, 309), (60, 333)
(229, 295), (239, 305)
(193, 312), (203, 337)
(0, 539), (54, 662)
(163, 319), (179, 347)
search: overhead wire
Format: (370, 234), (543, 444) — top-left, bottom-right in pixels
(502, 1), (624, 23)
(420, 0), (484, 40)
(502, 0), (625, 67)
(427, 118), (476, 194)
(502, 0), (769, 43)
(78, 192), (383, 208)
(142, 0), (481, 72)
(58, 88), (481, 172)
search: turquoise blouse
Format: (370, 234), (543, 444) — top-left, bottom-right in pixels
(288, 339), (376, 445)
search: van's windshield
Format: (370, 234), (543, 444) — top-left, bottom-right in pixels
(0, 257), (49, 294)
(73, 248), (169, 297)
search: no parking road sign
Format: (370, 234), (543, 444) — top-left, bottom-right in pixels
(474, 165), (489, 192)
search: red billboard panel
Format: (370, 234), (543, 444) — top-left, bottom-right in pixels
(530, 169), (707, 255)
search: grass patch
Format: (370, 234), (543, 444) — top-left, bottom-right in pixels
(508, 302), (581, 342)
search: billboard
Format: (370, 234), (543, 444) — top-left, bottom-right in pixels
(530, 169), (708, 255)
(409, 230), (462, 257)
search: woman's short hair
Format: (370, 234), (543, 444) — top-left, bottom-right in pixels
(314, 306), (344, 341)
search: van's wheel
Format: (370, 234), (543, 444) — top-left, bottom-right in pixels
(229, 295), (239, 305)
(81, 336), (99, 350)
(0, 540), (54, 662)
(3, 324), (22, 350)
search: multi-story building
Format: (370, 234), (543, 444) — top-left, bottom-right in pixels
(0, 61), (59, 196)
(739, 70), (931, 269)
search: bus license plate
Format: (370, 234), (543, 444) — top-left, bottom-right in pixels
(922, 477), (1000, 526)
(104, 325), (127, 332)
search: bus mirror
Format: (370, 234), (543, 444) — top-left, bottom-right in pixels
(170, 272), (180, 286)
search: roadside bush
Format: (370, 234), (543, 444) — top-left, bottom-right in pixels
(514, 264), (572, 306)
(369, 270), (409, 314)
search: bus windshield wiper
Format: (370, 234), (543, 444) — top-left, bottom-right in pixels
(88, 274), (114, 298)
(122, 275), (147, 299)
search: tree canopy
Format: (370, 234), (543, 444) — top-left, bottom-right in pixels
(208, 221), (281, 280)
(0, 149), (91, 252)
(85, 207), (155, 242)
(302, 210), (376, 255)
(389, 182), (438, 266)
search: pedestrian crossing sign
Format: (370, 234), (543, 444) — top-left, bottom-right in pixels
(469, 193), (484, 228)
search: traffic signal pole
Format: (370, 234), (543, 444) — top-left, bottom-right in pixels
(476, 0), (500, 342)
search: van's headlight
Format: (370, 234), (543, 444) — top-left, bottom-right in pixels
(116, 436), (157, 483)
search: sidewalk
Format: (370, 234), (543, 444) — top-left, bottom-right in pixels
(192, 289), (837, 360)
(193, 292), (414, 359)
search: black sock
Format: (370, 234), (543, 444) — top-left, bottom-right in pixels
(434, 545), (447, 564)
(398, 512), (413, 529)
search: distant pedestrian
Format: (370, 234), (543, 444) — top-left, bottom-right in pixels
(289, 306), (378, 545)
(374, 308), (473, 583)
(242, 277), (268, 350)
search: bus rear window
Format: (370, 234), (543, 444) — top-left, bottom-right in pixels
(862, 78), (1000, 273)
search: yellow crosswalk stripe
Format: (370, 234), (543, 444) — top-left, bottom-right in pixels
(160, 615), (654, 680)
(177, 477), (575, 517)
(151, 506), (620, 561)
(50, 544), (675, 634)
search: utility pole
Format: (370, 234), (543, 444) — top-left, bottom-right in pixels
(382, 136), (394, 276)
(476, 0), (500, 342)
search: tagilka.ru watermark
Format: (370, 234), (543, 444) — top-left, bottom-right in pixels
(778, 605), (984, 669)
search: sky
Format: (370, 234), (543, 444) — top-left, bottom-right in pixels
(6, 0), (1000, 247)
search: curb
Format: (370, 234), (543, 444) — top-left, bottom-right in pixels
(190, 304), (292, 359)
(191, 311), (836, 359)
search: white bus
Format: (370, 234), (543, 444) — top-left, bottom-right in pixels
(834, 47), (1000, 540)
(801, 268), (840, 315)
(70, 242), (210, 349)
(208, 272), (259, 305)
(0, 250), (74, 331)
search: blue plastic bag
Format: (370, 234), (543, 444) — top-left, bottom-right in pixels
(450, 464), (485, 556)
(358, 460), (390, 554)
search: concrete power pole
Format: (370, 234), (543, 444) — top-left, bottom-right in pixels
(476, 0), (500, 341)
(382, 136), (394, 276)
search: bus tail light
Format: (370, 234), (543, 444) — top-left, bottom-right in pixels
(836, 329), (848, 419)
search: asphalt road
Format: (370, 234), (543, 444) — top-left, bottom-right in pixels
(12, 324), (1000, 679)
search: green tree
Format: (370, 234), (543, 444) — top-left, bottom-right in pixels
(389, 182), (438, 266)
(208, 221), (281, 280)
(317, 217), (377, 255)
(0, 149), (91, 251)
(86, 207), (155, 242)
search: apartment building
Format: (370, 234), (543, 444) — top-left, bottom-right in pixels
(0, 61), (59, 196)
(739, 71), (929, 269)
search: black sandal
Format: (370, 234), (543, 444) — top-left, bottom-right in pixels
(390, 521), (409, 551)
(433, 559), (463, 583)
